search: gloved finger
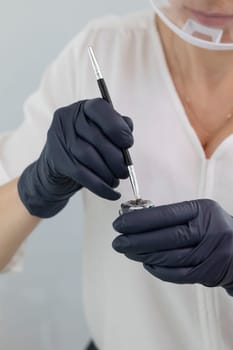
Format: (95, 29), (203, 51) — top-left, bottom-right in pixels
(70, 137), (119, 188)
(135, 248), (205, 267)
(76, 114), (129, 179)
(122, 116), (134, 132)
(142, 248), (201, 267)
(70, 162), (121, 200)
(83, 98), (134, 149)
(143, 264), (195, 284)
(123, 248), (196, 266)
(112, 224), (199, 254)
(113, 201), (199, 234)
(124, 252), (147, 262)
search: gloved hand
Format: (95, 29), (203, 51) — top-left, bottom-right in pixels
(18, 98), (133, 218)
(112, 199), (233, 296)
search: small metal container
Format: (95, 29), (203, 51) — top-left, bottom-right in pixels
(119, 199), (154, 215)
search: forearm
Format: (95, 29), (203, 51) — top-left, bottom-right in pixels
(0, 178), (41, 270)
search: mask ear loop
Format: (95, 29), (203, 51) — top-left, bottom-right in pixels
(182, 19), (224, 43)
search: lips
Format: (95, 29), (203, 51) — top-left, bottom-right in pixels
(184, 6), (233, 26)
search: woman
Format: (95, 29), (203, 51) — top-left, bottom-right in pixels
(1, 0), (233, 349)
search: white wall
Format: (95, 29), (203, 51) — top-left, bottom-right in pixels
(0, 0), (146, 349)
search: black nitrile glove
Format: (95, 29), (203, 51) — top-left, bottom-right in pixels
(112, 199), (233, 297)
(18, 98), (133, 218)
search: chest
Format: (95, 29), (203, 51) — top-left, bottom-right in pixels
(185, 110), (233, 159)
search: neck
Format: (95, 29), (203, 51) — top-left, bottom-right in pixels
(155, 15), (233, 149)
(156, 16), (233, 89)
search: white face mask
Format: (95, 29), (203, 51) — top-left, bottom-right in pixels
(149, 0), (233, 50)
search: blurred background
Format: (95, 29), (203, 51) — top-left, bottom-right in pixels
(0, 0), (146, 349)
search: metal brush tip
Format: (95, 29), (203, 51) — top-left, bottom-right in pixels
(88, 46), (103, 80)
